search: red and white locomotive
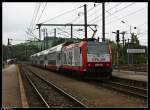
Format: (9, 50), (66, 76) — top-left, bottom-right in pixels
(30, 38), (112, 79)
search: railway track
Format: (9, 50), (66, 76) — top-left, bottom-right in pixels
(99, 79), (148, 100)
(81, 76), (147, 100)
(114, 64), (147, 72)
(31, 65), (148, 100)
(20, 66), (88, 108)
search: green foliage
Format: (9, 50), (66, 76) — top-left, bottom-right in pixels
(3, 34), (147, 64)
(51, 38), (66, 47)
(110, 33), (147, 65)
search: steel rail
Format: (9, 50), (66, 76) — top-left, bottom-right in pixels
(100, 80), (148, 99)
(26, 67), (88, 108)
(21, 67), (50, 108)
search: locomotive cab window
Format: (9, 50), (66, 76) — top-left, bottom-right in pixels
(99, 42), (109, 55)
(87, 42), (108, 55)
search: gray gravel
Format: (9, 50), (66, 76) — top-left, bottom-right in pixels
(26, 69), (84, 107)
(26, 65), (147, 108)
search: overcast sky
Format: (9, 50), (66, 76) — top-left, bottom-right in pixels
(2, 2), (148, 46)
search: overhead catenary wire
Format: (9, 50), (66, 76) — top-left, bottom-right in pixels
(30, 4), (83, 38)
(29, 3), (38, 30)
(70, 3), (101, 24)
(103, 3), (135, 20)
(31, 3), (41, 30)
(25, 3), (147, 46)
(36, 3), (47, 25)
(89, 3), (135, 24)
(88, 3), (122, 24)
(94, 6), (146, 27)
(57, 27), (79, 39)
(106, 7), (146, 25)
(107, 3), (122, 11)
(29, 3), (47, 39)
(106, 3), (135, 18)
(120, 21), (147, 35)
(27, 3), (41, 40)
(40, 5), (84, 24)
(73, 3), (101, 24)
(27, 3), (38, 39)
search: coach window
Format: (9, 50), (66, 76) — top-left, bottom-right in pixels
(44, 56), (47, 60)
(68, 51), (72, 65)
(40, 61), (42, 64)
(57, 53), (61, 60)
(64, 53), (67, 64)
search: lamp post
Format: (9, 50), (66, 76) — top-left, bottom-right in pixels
(121, 20), (137, 35)
(121, 21), (138, 64)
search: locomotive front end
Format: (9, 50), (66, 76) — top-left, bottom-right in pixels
(85, 41), (112, 79)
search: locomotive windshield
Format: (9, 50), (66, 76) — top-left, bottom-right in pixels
(87, 41), (108, 55)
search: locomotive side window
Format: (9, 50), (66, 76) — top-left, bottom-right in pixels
(74, 48), (80, 66)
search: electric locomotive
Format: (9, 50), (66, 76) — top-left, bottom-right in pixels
(61, 38), (112, 79)
(30, 38), (112, 79)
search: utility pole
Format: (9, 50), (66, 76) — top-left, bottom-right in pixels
(7, 38), (9, 59)
(125, 39), (126, 46)
(121, 32), (125, 48)
(84, 4), (87, 40)
(71, 24), (73, 39)
(116, 30), (119, 71)
(43, 28), (45, 50)
(112, 30), (120, 70)
(128, 38), (130, 65)
(130, 25), (131, 34)
(37, 24), (41, 40)
(25, 43), (27, 57)
(102, 2), (105, 42)
(54, 28), (56, 38)
(46, 28), (48, 49)
(7, 38), (13, 59)
(121, 31), (125, 64)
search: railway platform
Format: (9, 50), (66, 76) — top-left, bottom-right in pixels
(112, 69), (148, 82)
(2, 64), (28, 108)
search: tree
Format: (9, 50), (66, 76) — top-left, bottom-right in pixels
(130, 33), (140, 48)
